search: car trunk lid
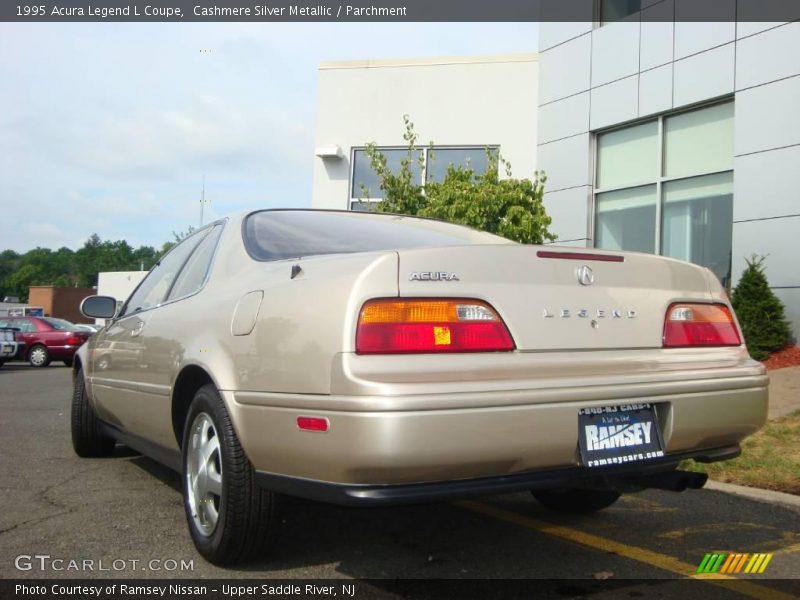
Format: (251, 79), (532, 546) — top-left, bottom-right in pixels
(396, 245), (712, 351)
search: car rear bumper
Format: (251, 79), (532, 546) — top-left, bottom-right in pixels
(45, 344), (82, 359)
(226, 362), (768, 492)
(254, 445), (736, 506)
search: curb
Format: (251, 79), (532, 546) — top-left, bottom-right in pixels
(704, 479), (800, 511)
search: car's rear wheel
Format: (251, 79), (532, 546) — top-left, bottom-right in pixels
(71, 368), (115, 457)
(181, 384), (281, 565)
(0, 360), (5, 368)
(63, 357), (73, 367)
(532, 488), (621, 514)
(28, 344), (50, 368)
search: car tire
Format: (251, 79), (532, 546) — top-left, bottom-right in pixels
(532, 489), (621, 514)
(0, 360), (4, 368)
(71, 368), (115, 457)
(63, 358), (74, 367)
(28, 344), (50, 368)
(181, 384), (281, 565)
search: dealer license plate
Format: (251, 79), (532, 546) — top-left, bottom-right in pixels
(578, 403), (665, 468)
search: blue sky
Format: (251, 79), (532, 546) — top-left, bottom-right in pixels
(0, 23), (537, 252)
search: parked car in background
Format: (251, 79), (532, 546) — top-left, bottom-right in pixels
(0, 316), (92, 367)
(74, 323), (100, 334)
(0, 327), (26, 368)
(74, 210), (768, 566)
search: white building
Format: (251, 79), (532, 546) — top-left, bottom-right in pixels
(312, 54), (539, 211)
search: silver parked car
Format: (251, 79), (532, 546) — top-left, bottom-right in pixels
(74, 209), (768, 565)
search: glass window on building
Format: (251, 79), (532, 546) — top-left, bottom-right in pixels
(600, 0), (641, 24)
(351, 149), (422, 202)
(594, 101), (734, 286)
(350, 146), (497, 210)
(425, 148), (494, 183)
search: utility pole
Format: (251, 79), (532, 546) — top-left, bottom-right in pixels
(199, 175), (209, 226)
(199, 47), (212, 228)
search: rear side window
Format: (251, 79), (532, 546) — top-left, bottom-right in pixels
(167, 224), (223, 301)
(243, 210), (510, 261)
(120, 229), (209, 317)
(40, 318), (74, 330)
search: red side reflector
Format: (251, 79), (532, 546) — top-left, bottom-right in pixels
(663, 303), (741, 347)
(297, 416), (329, 432)
(537, 250), (624, 262)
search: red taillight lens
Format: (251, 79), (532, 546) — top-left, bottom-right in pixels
(663, 303), (741, 347)
(356, 299), (515, 354)
(66, 335), (83, 345)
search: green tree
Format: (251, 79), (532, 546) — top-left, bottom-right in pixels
(75, 235), (137, 287)
(4, 263), (44, 300)
(362, 115), (555, 244)
(731, 255), (793, 361)
(0, 232), (194, 300)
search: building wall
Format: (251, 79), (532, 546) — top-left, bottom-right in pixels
(312, 54), (539, 210)
(28, 286), (96, 323)
(538, 17), (800, 337)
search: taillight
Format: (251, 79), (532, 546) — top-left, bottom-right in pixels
(66, 335), (83, 345)
(356, 299), (515, 354)
(663, 303), (741, 347)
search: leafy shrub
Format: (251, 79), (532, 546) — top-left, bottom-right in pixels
(361, 116), (555, 245)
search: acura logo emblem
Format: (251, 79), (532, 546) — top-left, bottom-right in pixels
(577, 265), (594, 286)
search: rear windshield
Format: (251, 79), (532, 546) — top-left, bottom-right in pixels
(40, 318), (75, 330)
(243, 210), (511, 261)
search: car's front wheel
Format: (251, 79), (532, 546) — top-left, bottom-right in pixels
(532, 488), (621, 514)
(28, 344), (50, 367)
(181, 384), (281, 565)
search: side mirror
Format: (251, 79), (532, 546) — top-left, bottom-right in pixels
(81, 295), (118, 319)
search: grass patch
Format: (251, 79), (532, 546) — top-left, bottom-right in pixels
(681, 411), (800, 495)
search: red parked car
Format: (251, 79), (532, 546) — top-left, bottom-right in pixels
(0, 317), (92, 367)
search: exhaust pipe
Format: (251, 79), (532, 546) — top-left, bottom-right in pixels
(626, 470), (708, 492)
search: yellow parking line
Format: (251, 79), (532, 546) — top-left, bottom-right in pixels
(455, 500), (798, 600)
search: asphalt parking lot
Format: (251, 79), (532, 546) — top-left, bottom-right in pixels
(1, 365), (798, 597)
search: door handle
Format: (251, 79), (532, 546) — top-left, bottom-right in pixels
(130, 321), (144, 337)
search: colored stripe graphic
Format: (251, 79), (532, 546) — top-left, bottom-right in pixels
(699, 553), (774, 574)
(732, 554), (749, 574)
(697, 553), (727, 573)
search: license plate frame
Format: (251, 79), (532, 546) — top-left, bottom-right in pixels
(578, 403), (665, 468)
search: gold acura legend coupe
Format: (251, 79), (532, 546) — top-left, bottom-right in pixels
(74, 209), (768, 565)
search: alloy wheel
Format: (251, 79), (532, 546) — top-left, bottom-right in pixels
(186, 412), (223, 537)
